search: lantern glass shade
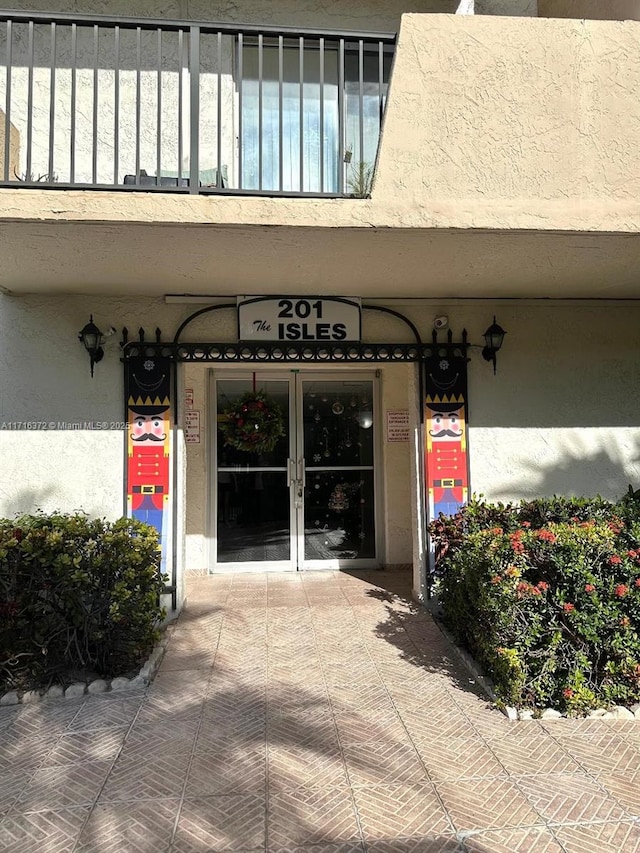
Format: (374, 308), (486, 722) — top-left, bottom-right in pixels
(78, 315), (105, 377)
(483, 317), (506, 353)
(79, 317), (103, 354)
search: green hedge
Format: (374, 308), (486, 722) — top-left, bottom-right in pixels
(429, 492), (640, 714)
(0, 513), (166, 691)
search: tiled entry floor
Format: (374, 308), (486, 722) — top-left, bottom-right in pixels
(2, 570), (640, 852)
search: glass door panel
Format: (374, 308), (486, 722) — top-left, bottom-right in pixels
(212, 373), (378, 571)
(300, 378), (376, 565)
(215, 378), (294, 567)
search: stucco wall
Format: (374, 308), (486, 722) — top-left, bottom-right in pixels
(476, 0), (537, 14)
(539, 1), (640, 20)
(0, 1), (463, 31)
(3, 11), (640, 255)
(375, 13), (640, 213)
(2, 295), (640, 579)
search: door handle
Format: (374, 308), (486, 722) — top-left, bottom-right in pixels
(287, 458), (296, 487)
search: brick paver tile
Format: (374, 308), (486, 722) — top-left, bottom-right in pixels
(268, 787), (361, 848)
(135, 697), (203, 726)
(463, 826), (565, 852)
(99, 753), (190, 803)
(0, 770), (32, 815)
(435, 778), (544, 832)
(555, 732), (640, 775)
(67, 697), (143, 732)
(0, 806), (90, 853)
(412, 735), (507, 781)
(267, 713), (339, 749)
(197, 714), (266, 749)
(365, 841), (462, 853)
(186, 747), (266, 795)
(332, 710), (407, 744)
(158, 649), (216, 671)
(515, 773), (631, 824)
(148, 669), (210, 698)
(174, 794), (266, 852)
(0, 734), (57, 770)
(328, 686), (395, 716)
(596, 770), (640, 817)
(486, 732), (583, 775)
(268, 744), (349, 790)
(342, 739), (427, 785)
(4, 704), (81, 740)
(76, 799), (178, 853)
(0, 708), (20, 732)
(13, 761), (112, 812)
(268, 844), (364, 853)
(43, 729), (127, 766)
(552, 819), (640, 853)
(351, 782), (451, 840)
(399, 707), (477, 741)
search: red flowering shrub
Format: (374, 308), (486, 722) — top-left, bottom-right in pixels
(430, 494), (640, 715)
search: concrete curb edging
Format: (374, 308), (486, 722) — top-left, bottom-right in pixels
(424, 597), (498, 704)
(508, 703), (640, 722)
(0, 635), (169, 706)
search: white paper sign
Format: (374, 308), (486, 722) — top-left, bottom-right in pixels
(238, 296), (361, 342)
(184, 388), (194, 410)
(185, 410), (200, 444)
(386, 409), (410, 442)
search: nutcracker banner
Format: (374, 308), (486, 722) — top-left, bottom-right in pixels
(125, 356), (172, 575)
(424, 351), (469, 522)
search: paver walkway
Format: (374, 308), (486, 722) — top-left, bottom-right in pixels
(1, 570), (640, 852)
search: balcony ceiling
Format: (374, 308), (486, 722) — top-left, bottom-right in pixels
(1, 218), (640, 299)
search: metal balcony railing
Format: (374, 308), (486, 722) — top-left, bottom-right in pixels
(0, 11), (395, 197)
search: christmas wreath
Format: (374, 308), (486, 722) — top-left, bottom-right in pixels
(220, 391), (285, 454)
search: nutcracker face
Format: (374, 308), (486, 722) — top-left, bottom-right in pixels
(427, 407), (465, 443)
(130, 412), (168, 443)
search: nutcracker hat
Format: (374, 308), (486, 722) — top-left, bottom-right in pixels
(425, 394), (465, 415)
(128, 395), (170, 416)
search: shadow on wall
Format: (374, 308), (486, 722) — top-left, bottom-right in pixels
(491, 434), (640, 502)
(0, 486), (57, 519)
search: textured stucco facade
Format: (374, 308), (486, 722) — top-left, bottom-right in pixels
(2, 14), (640, 301)
(2, 295), (640, 597)
(1, 3), (640, 602)
(539, 1), (640, 20)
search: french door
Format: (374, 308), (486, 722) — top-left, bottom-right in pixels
(211, 371), (379, 571)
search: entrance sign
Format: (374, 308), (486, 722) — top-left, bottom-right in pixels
(238, 296), (361, 342)
(386, 410), (409, 442)
(185, 410), (201, 443)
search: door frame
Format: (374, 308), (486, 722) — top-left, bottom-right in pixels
(207, 365), (383, 572)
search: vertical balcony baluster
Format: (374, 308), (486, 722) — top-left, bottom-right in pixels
(189, 24), (199, 193)
(48, 22), (56, 182)
(26, 20), (34, 181)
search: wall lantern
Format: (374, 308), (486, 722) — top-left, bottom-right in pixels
(481, 316), (506, 375)
(78, 315), (105, 377)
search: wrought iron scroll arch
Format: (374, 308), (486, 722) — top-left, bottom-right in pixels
(120, 304), (471, 607)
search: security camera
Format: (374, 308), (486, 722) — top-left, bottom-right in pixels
(433, 315), (449, 330)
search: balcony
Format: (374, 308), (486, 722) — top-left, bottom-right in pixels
(1, 12), (640, 299)
(0, 11), (394, 197)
